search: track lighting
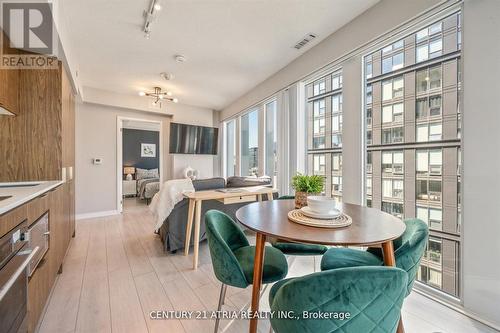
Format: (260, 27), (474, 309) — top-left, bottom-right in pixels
(143, 0), (162, 38)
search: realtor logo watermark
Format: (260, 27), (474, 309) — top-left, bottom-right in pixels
(1, 0), (58, 69)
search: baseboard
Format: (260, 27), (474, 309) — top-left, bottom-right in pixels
(76, 210), (120, 220)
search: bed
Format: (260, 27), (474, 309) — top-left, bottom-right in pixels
(137, 178), (159, 203)
(135, 168), (160, 204)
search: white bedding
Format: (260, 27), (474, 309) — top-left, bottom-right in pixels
(149, 178), (195, 232)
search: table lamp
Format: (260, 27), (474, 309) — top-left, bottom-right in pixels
(124, 166), (135, 180)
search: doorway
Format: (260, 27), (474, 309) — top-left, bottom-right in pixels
(117, 117), (163, 213)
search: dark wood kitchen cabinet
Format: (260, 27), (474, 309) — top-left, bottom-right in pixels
(0, 60), (76, 185)
(0, 62), (19, 115)
(49, 185), (70, 274)
(0, 188), (67, 333)
(24, 184), (70, 333)
(0, 29), (19, 115)
(0, 30), (76, 331)
(0, 55), (75, 239)
(27, 254), (50, 333)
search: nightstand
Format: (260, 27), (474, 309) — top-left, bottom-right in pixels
(123, 180), (136, 197)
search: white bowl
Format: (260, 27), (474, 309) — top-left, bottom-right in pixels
(307, 196), (336, 214)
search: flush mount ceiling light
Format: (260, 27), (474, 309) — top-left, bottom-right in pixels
(139, 87), (178, 104)
(160, 72), (174, 81)
(174, 54), (186, 63)
(143, 0), (162, 39)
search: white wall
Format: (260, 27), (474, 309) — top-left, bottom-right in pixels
(172, 155), (214, 180)
(75, 100), (215, 216)
(462, 0), (500, 328)
(220, 0), (442, 119)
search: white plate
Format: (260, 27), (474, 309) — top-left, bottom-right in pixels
(300, 206), (341, 219)
(288, 210), (352, 228)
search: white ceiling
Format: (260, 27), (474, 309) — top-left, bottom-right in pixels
(63, 0), (379, 110)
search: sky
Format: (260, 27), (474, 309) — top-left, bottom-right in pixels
(248, 110), (258, 148)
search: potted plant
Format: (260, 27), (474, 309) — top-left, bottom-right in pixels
(291, 173), (324, 209)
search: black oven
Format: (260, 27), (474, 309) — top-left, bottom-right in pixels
(0, 220), (38, 333)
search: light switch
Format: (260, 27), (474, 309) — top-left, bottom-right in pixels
(93, 158), (103, 165)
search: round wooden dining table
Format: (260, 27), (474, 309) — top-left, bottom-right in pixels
(236, 199), (406, 333)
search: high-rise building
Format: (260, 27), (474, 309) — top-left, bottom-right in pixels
(249, 147), (259, 176)
(364, 12), (462, 297)
(306, 71), (343, 201)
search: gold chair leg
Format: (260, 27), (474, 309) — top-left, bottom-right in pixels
(397, 317), (405, 333)
(214, 284), (227, 333)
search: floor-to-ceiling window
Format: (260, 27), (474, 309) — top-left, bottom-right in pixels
(224, 119), (236, 177)
(240, 109), (259, 176)
(364, 12), (462, 298)
(306, 71), (343, 201)
(223, 97), (278, 180)
(265, 100), (278, 185)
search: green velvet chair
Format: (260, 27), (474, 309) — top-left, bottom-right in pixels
(321, 218), (428, 296)
(269, 266), (408, 333)
(271, 195), (328, 256)
(204, 210), (288, 332)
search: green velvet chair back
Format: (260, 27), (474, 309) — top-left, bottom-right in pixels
(270, 266), (408, 333)
(369, 218), (428, 295)
(205, 210), (250, 288)
(394, 218), (428, 294)
(273, 195), (328, 256)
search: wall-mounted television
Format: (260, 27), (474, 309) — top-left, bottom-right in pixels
(169, 122), (219, 155)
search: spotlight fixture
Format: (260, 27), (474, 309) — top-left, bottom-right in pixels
(139, 87), (178, 104)
(143, 0), (162, 37)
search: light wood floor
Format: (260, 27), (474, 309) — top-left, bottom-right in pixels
(38, 198), (497, 333)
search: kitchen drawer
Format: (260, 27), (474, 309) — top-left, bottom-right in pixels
(28, 256), (50, 333)
(27, 194), (49, 226)
(218, 195), (257, 205)
(0, 204), (27, 238)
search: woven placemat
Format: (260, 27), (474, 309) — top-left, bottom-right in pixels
(287, 209), (352, 228)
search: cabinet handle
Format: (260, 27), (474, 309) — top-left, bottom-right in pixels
(0, 247), (39, 302)
(37, 257), (47, 268)
(43, 231), (50, 236)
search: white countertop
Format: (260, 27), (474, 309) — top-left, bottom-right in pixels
(0, 181), (64, 215)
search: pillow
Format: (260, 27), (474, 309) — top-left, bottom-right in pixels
(193, 177), (226, 191)
(136, 168), (159, 180)
(226, 176), (272, 188)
